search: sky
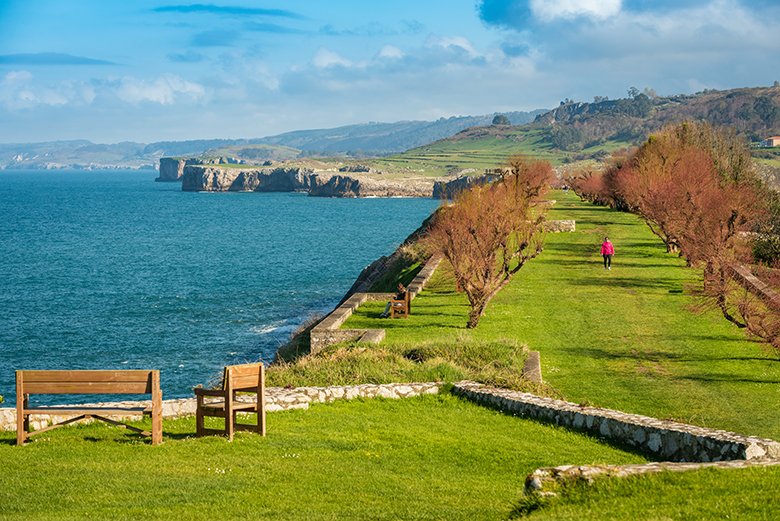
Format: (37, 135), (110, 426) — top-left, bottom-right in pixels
(1, 0), (779, 144)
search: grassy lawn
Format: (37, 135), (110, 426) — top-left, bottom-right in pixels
(0, 394), (645, 520)
(520, 466), (780, 520)
(343, 190), (780, 439)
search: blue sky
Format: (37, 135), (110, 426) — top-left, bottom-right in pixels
(1, 0), (779, 143)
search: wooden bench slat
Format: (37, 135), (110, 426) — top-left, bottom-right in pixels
(20, 370), (154, 382)
(199, 402), (257, 411)
(24, 407), (148, 415)
(21, 382), (152, 394)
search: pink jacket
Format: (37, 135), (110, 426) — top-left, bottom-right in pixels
(601, 241), (615, 255)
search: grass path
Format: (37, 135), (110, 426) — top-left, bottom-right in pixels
(345, 191), (780, 439)
(0, 394), (644, 520)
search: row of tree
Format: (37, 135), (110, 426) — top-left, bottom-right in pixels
(426, 157), (553, 328)
(572, 121), (779, 350)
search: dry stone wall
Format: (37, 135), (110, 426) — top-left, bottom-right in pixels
(0, 382), (442, 432)
(526, 459), (780, 497)
(543, 220), (576, 233)
(453, 381), (780, 462)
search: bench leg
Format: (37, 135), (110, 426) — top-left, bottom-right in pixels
(151, 372), (163, 445)
(16, 374), (27, 446)
(196, 395), (205, 437)
(258, 371), (266, 437)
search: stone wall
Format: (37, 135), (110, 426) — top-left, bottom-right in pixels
(0, 382), (442, 432)
(543, 220), (576, 233)
(452, 381), (780, 462)
(525, 459), (780, 497)
(309, 255), (443, 354)
(729, 264), (780, 310)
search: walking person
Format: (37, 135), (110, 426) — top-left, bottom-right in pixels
(601, 237), (615, 270)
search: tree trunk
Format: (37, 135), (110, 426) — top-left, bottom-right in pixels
(466, 301), (487, 329)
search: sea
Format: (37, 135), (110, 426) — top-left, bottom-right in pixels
(0, 169), (439, 404)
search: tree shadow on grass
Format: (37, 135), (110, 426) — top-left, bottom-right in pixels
(542, 258), (686, 270)
(556, 345), (778, 364)
(567, 276), (682, 291)
(674, 374), (780, 384)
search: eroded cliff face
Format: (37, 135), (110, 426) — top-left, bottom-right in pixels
(156, 158), (185, 181)
(181, 165), (433, 197)
(182, 166), (314, 192)
(432, 173), (501, 199)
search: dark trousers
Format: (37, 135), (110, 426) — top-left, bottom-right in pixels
(603, 254), (612, 268)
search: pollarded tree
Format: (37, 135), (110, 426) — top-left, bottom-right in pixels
(426, 157), (552, 328)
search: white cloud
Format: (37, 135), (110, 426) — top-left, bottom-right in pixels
(530, 0), (622, 21)
(427, 36), (480, 57)
(115, 75), (205, 104)
(312, 48), (352, 69)
(377, 45), (404, 60)
(0, 70), (89, 109)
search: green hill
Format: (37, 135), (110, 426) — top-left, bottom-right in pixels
(365, 85), (780, 185)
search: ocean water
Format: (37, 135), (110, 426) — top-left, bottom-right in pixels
(0, 170), (438, 403)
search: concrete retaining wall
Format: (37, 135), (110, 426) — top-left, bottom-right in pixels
(309, 255), (442, 354)
(452, 381), (780, 462)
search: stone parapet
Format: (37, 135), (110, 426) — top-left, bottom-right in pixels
(526, 459), (780, 497)
(309, 255), (442, 354)
(728, 264), (780, 310)
(452, 381), (780, 462)
(0, 382), (443, 432)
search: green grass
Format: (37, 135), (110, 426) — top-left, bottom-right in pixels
(368, 129), (568, 177)
(268, 337), (540, 393)
(366, 129), (633, 178)
(0, 394), (646, 520)
(343, 190), (780, 439)
(518, 466), (780, 520)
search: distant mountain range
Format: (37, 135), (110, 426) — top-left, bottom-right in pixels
(0, 111), (545, 170)
(4, 85), (779, 172)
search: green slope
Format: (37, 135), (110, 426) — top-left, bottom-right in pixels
(344, 190), (780, 439)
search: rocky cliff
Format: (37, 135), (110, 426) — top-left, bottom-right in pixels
(156, 157), (198, 182)
(182, 165), (313, 192)
(181, 165), (433, 197)
(432, 173), (502, 199)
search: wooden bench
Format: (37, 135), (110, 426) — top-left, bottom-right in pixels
(194, 362), (266, 441)
(15, 369), (163, 446)
(390, 291), (411, 319)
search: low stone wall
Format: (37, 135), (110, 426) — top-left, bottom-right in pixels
(526, 459), (780, 497)
(729, 264), (780, 311)
(0, 382), (443, 432)
(522, 351), (543, 383)
(543, 220), (575, 233)
(452, 381), (780, 462)
(309, 255), (442, 354)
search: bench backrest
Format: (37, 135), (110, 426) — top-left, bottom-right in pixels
(17, 370), (158, 395)
(222, 363), (264, 392)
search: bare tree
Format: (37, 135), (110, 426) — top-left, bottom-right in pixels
(427, 157), (552, 328)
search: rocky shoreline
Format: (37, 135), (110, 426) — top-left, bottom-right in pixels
(180, 164), (433, 197)
(159, 157), (507, 198)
